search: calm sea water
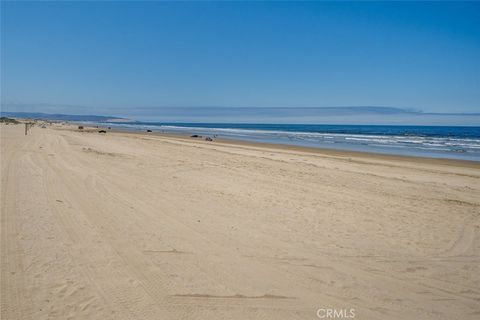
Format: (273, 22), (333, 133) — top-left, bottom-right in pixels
(97, 123), (480, 161)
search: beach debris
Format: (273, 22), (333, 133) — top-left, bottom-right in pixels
(205, 137), (213, 141)
(191, 134), (202, 138)
(78, 126), (84, 130)
(98, 130), (107, 133)
(147, 129), (152, 132)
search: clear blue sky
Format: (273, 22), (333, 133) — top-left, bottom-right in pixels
(1, 1), (480, 117)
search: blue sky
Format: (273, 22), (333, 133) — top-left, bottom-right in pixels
(1, 1), (480, 122)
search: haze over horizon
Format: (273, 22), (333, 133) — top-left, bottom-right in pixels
(3, 106), (480, 126)
(2, 1), (480, 123)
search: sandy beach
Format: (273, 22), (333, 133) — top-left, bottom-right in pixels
(1, 123), (479, 320)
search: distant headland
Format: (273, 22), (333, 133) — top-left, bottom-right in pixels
(0, 112), (136, 123)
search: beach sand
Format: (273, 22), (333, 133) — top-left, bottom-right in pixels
(1, 123), (479, 320)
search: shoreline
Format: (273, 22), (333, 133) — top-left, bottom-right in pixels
(67, 123), (480, 169)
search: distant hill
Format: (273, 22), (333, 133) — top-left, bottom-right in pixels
(0, 112), (136, 123)
(0, 116), (20, 124)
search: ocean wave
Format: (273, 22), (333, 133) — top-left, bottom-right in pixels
(85, 122), (480, 160)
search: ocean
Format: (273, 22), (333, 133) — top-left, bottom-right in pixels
(95, 122), (480, 161)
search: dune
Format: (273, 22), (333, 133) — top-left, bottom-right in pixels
(1, 123), (479, 320)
